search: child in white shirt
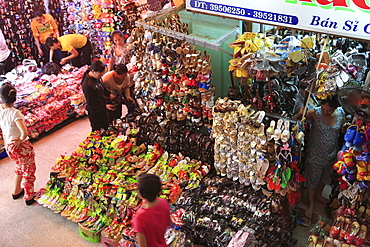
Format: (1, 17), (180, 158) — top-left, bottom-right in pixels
(0, 83), (36, 205)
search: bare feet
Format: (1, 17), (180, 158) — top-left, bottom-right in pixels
(305, 206), (314, 219)
(315, 195), (329, 205)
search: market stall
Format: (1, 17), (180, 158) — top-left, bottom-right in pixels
(0, 63), (87, 153)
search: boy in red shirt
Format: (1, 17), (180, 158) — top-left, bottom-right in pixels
(133, 174), (171, 247)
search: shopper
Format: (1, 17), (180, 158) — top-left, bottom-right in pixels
(102, 63), (135, 124)
(0, 83), (36, 205)
(133, 174), (171, 247)
(82, 60), (114, 131)
(108, 30), (130, 71)
(303, 95), (347, 219)
(0, 29), (13, 74)
(45, 34), (92, 67)
(31, 10), (63, 64)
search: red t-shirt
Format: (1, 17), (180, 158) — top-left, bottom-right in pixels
(133, 198), (171, 247)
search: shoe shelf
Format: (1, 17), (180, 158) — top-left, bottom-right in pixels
(0, 0), (45, 66)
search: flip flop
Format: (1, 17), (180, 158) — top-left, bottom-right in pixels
(273, 119), (283, 141)
(280, 120), (290, 143)
(266, 120), (275, 141)
(281, 167), (291, 188)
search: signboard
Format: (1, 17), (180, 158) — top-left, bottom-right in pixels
(186, 0), (370, 41)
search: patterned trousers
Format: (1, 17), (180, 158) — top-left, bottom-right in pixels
(6, 141), (36, 200)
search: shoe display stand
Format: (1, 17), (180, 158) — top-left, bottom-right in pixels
(37, 117), (213, 246)
(135, 5), (239, 100)
(305, 123), (370, 246)
(228, 32), (368, 118)
(0, 64), (87, 152)
(128, 8), (224, 131)
(0, 0), (46, 65)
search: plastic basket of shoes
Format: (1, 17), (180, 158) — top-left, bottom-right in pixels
(78, 223), (103, 243)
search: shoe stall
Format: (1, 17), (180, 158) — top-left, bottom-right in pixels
(0, 63), (87, 154)
(3, 0), (370, 246)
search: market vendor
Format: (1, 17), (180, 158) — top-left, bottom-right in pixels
(102, 63), (135, 124)
(0, 29), (13, 74)
(45, 34), (92, 67)
(31, 10), (63, 64)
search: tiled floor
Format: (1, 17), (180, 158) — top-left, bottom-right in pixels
(0, 116), (103, 247)
(0, 115), (325, 247)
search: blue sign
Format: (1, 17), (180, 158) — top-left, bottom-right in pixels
(189, 0), (299, 25)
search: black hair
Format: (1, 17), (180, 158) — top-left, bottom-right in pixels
(0, 82), (17, 104)
(138, 174), (161, 202)
(45, 37), (59, 49)
(33, 10), (43, 18)
(320, 94), (339, 108)
(111, 30), (124, 41)
(114, 63), (128, 75)
(90, 60), (105, 73)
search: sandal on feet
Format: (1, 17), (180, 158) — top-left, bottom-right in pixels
(26, 196), (37, 206)
(12, 189), (24, 200)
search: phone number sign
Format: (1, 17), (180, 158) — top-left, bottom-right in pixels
(186, 0), (370, 41)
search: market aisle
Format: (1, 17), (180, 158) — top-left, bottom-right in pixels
(0, 116), (103, 247)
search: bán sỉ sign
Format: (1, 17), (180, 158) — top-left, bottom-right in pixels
(186, 0), (370, 40)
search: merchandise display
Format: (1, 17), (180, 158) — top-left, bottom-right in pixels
(228, 32), (368, 117)
(0, 63), (87, 151)
(305, 124), (370, 246)
(129, 15), (215, 130)
(37, 120), (211, 245)
(0, 0), (45, 65)
(4, 0), (370, 245)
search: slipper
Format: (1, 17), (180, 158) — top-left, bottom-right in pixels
(266, 120), (275, 141)
(281, 167), (291, 188)
(297, 216), (312, 227)
(280, 120), (290, 143)
(273, 119), (284, 141)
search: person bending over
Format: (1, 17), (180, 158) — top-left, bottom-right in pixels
(102, 63), (135, 124)
(31, 10), (62, 64)
(46, 34), (92, 67)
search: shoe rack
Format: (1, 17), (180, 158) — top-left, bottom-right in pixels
(0, 0), (46, 66)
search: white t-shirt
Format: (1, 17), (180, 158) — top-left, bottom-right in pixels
(102, 71), (131, 96)
(0, 107), (25, 145)
(0, 29), (10, 62)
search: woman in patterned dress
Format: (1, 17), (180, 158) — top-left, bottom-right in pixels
(108, 30), (130, 71)
(304, 95), (347, 219)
